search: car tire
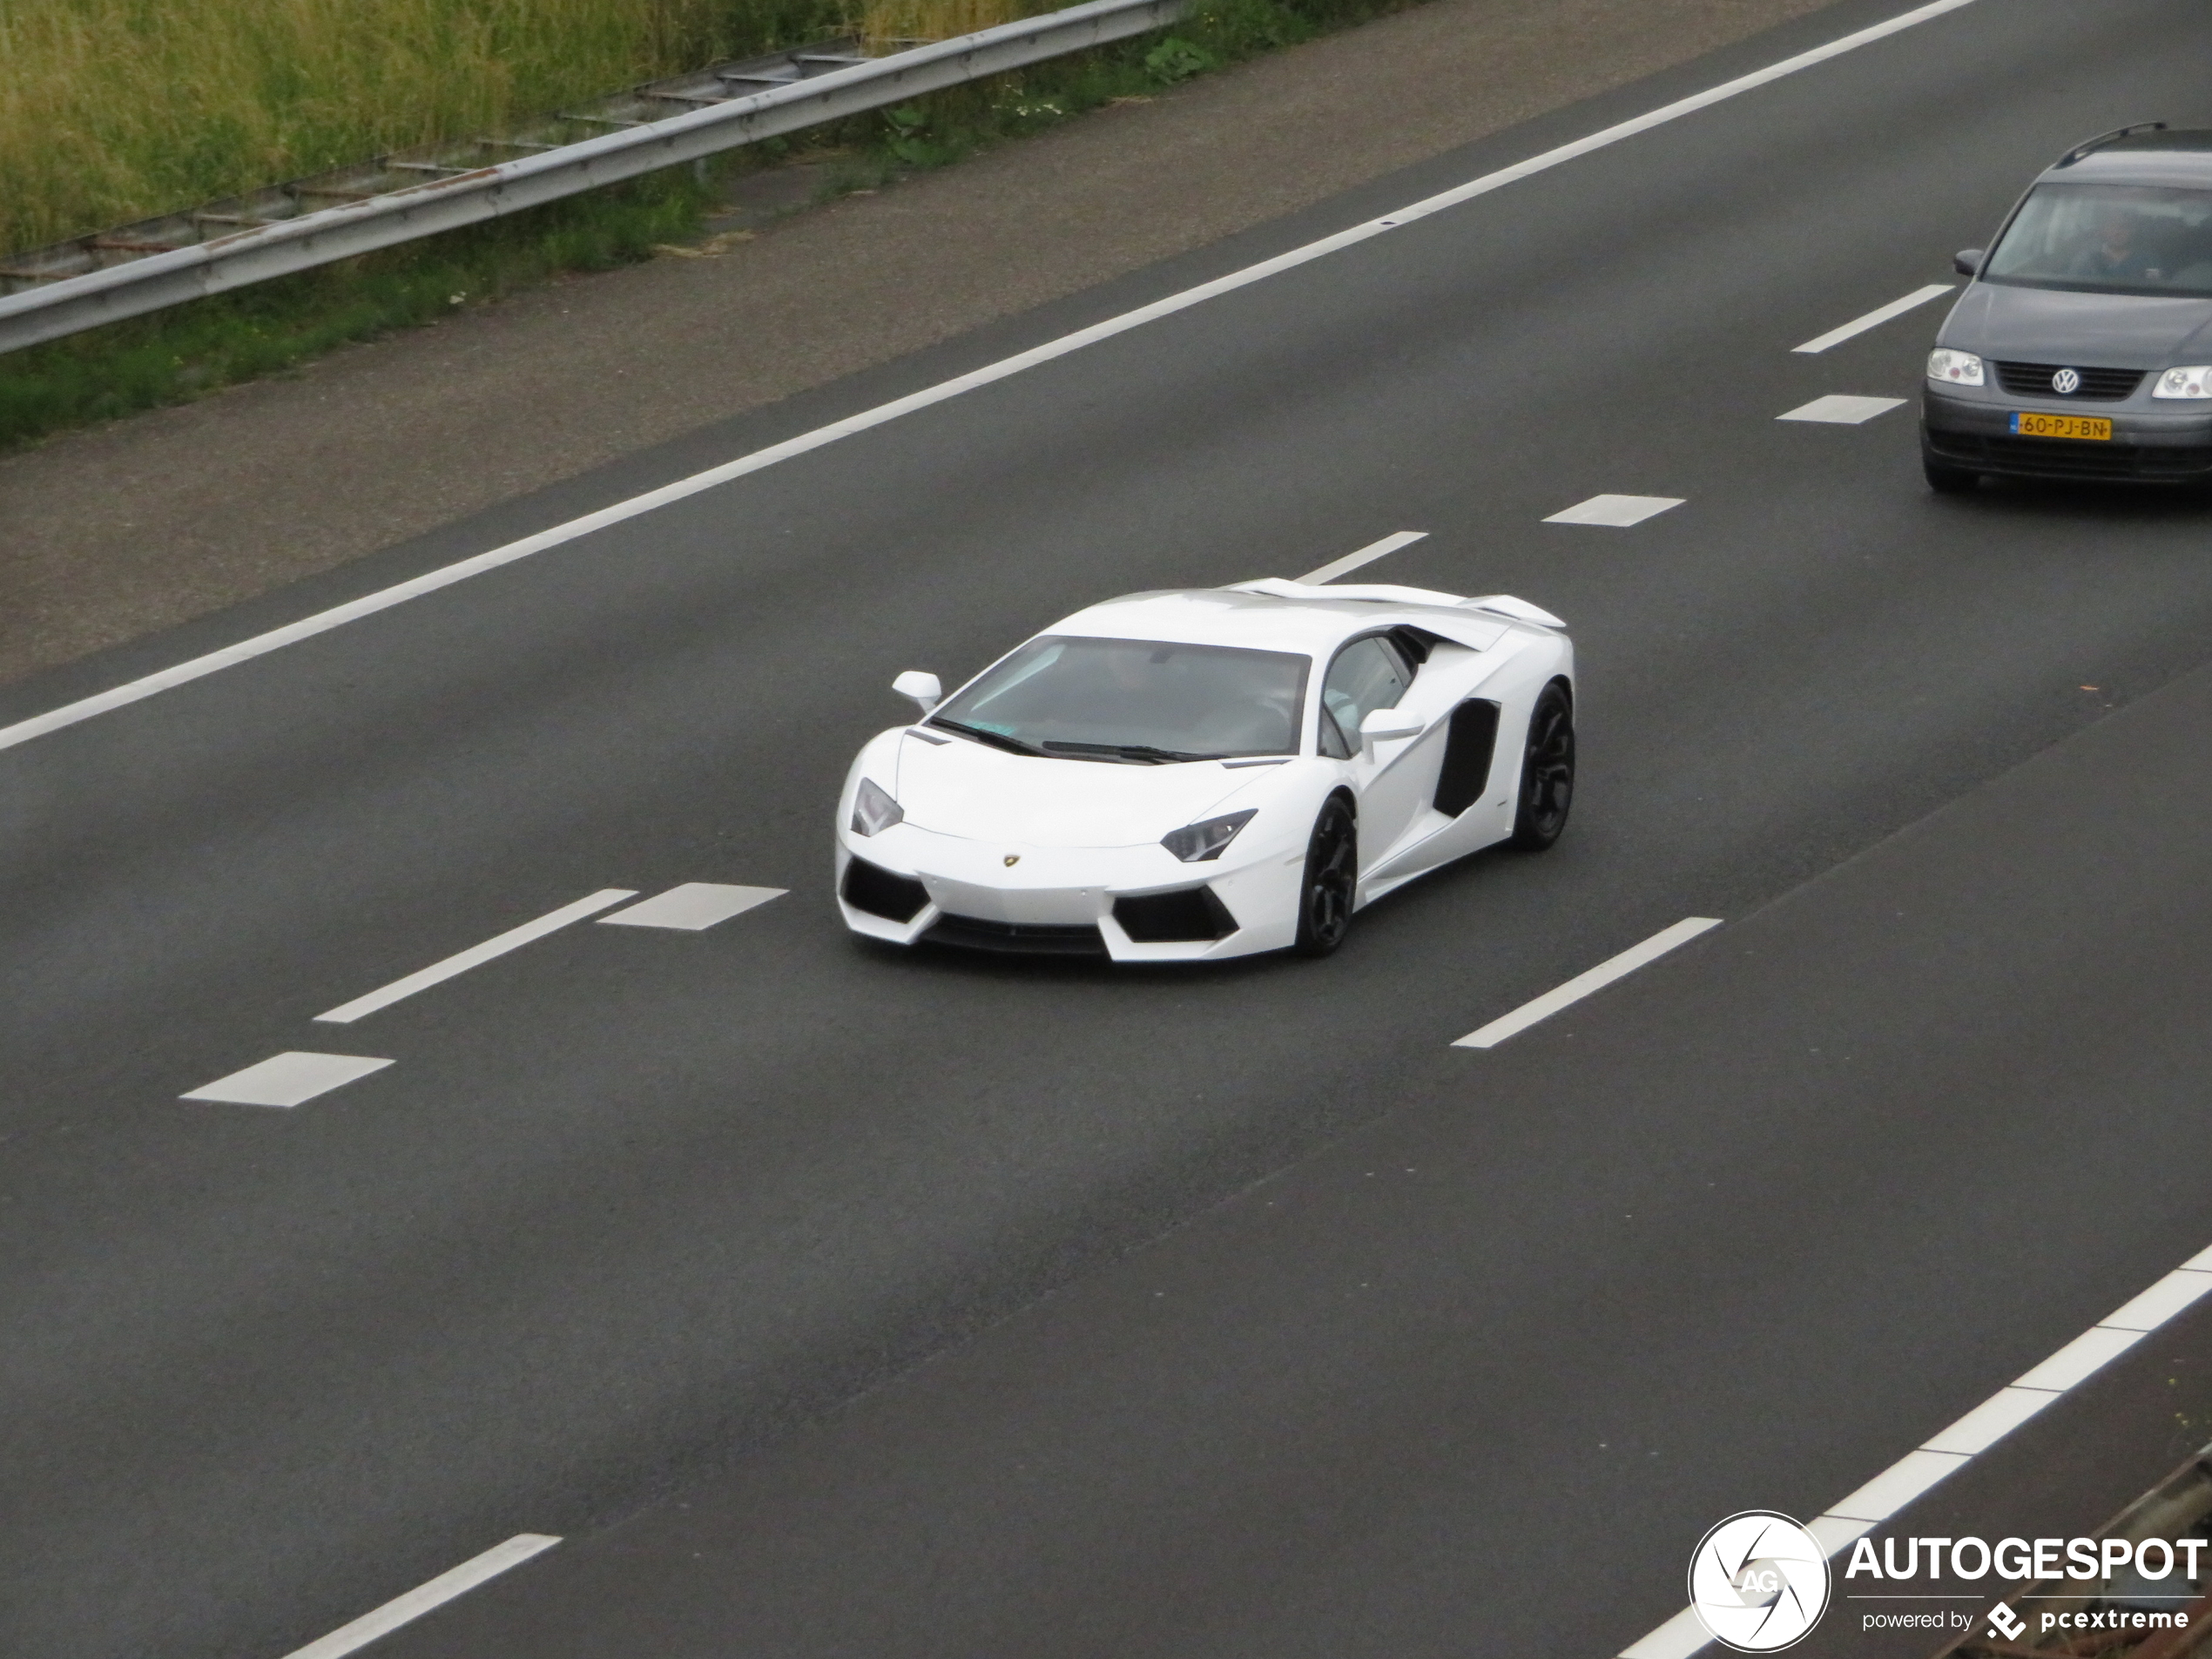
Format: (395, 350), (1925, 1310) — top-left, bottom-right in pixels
(1923, 449), (1979, 495)
(1291, 797), (1358, 956)
(1508, 682), (1575, 850)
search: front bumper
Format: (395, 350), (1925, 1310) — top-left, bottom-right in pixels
(834, 822), (1302, 961)
(1923, 387), (2212, 482)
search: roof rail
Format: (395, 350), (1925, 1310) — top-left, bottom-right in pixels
(2055, 121), (2168, 167)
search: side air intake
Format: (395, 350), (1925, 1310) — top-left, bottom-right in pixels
(1433, 699), (1501, 817)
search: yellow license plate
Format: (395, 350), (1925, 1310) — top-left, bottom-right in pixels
(2011, 412), (2113, 441)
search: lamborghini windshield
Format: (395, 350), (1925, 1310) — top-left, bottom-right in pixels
(1985, 182), (2212, 297)
(930, 636), (1309, 762)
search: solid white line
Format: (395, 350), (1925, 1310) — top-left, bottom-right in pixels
(1298, 530), (1428, 584)
(1453, 917), (1721, 1048)
(1825, 1449), (1970, 1524)
(0, 0), (1980, 759)
(1617, 1238), (2212, 1656)
(2013, 1325), (2145, 1392)
(1791, 283), (1955, 354)
(1806, 1514), (1876, 1556)
(280, 1534), (559, 1659)
(1919, 1384), (2060, 1456)
(314, 889), (637, 1023)
(2101, 1267), (2212, 1331)
(1620, 1606), (1715, 1659)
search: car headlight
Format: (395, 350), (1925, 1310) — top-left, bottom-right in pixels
(1927, 348), (1985, 387)
(850, 778), (904, 836)
(2154, 366), (2212, 400)
(1161, 808), (1256, 863)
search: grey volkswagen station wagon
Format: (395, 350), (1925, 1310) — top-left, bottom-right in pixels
(1922, 124), (2212, 490)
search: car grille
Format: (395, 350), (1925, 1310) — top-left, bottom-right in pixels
(1992, 361), (2145, 401)
(1927, 431), (2212, 481)
(840, 857), (929, 922)
(1112, 887), (1238, 943)
(924, 914), (1108, 955)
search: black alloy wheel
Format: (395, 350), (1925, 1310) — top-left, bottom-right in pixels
(1292, 797), (1358, 956)
(1509, 683), (1575, 850)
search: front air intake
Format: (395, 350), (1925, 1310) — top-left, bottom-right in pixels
(1113, 887), (1238, 943)
(925, 915), (1108, 954)
(840, 857), (929, 922)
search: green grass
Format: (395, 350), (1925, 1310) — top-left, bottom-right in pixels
(0, 0), (855, 254)
(0, 0), (1420, 455)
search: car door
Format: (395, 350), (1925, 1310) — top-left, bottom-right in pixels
(1317, 633), (1450, 879)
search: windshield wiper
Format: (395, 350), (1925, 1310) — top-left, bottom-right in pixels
(928, 718), (1044, 757)
(1041, 740), (1211, 765)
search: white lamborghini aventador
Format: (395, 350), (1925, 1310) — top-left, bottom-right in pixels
(834, 577), (1575, 961)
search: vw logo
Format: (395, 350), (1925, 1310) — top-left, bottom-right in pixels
(1689, 1512), (1831, 1652)
(2051, 368), (2083, 395)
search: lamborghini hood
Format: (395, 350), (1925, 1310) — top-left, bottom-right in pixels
(892, 732), (1260, 847)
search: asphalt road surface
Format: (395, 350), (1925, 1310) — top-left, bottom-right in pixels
(5, 1), (2211, 1655)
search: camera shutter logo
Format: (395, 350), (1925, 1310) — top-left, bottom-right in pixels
(1688, 1511), (1831, 1652)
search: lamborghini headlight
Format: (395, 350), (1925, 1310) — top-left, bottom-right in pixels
(1926, 348), (1985, 387)
(1162, 808), (1256, 863)
(851, 778), (904, 836)
(2154, 366), (2212, 399)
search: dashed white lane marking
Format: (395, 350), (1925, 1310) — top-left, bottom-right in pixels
(1453, 917), (1721, 1048)
(182, 1051), (393, 1108)
(280, 1534), (559, 1659)
(1544, 494), (1684, 529)
(1791, 282), (1955, 354)
(1778, 394), (1907, 424)
(314, 889), (637, 1024)
(1618, 1251), (2212, 1657)
(597, 882), (786, 930)
(0, 0), (1979, 759)
(1297, 530), (1430, 584)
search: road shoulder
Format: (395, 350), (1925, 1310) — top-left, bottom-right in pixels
(0, 0), (1840, 688)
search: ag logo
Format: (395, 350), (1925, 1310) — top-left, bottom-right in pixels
(2051, 367), (2083, 395)
(1689, 1512), (1830, 1652)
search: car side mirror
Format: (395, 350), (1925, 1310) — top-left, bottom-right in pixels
(893, 670), (941, 715)
(1359, 705), (1421, 757)
(1953, 248), (1984, 277)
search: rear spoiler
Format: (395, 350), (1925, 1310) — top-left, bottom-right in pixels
(1226, 578), (1566, 631)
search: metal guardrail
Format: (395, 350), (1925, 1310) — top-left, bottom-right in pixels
(0, 0), (1185, 357)
(0, 36), (879, 300)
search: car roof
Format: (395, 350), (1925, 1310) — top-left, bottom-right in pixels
(2045, 129), (2212, 190)
(1043, 585), (1553, 657)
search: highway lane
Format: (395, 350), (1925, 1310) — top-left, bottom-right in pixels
(3, 0), (2211, 1653)
(368, 644), (2212, 1659)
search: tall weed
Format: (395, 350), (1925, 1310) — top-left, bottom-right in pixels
(0, 0), (848, 252)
